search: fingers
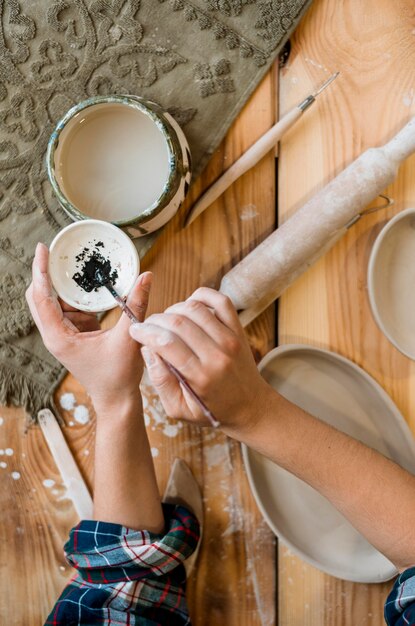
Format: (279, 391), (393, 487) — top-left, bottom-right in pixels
(57, 297), (100, 331)
(142, 312), (219, 364)
(142, 348), (182, 415)
(130, 322), (201, 380)
(142, 348), (206, 423)
(128, 272), (153, 323)
(26, 243), (72, 349)
(189, 288), (242, 335)
(130, 288), (243, 381)
(116, 272), (153, 334)
(165, 299), (240, 356)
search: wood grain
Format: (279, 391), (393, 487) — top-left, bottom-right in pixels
(131, 66), (277, 626)
(0, 69), (277, 624)
(0, 404), (80, 625)
(278, 0), (415, 624)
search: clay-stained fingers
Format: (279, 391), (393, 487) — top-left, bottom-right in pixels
(130, 322), (202, 382)
(142, 348), (208, 423)
(188, 288), (242, 335)
(142, 312), (220, 364)
(142, 348), (187, 419)
(165, 299), (242, 357)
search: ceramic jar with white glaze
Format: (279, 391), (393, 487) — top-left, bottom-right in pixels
(46, 94), (192, 237)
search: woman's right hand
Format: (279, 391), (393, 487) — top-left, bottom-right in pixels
(129, 288), (272, 433)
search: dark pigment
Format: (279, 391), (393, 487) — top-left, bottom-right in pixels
(72, 240), (118, 293)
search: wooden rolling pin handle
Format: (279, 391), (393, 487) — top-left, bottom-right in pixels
(187, 106), (303, 223)
(382, 117), (415, 162)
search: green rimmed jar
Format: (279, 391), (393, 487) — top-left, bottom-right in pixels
(46, 95), (192, 237)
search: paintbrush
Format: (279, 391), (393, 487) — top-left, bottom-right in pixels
(185, 72), (339, 227)
(96, 271), (220, 428)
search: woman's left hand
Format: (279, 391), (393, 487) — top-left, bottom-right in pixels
(26, 242), (152, 410)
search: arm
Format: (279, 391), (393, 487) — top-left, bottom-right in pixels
(27, 244), (199, 626)
(226, 393), (415, 572)
(130, 287), (415, 572)
(27, 243), (164, 532)
(93, 397), (163, 532)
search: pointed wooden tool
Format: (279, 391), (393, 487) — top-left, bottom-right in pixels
(38, 408), (93, 519)
(185, 72), (339, 227)
(163, 458), (203, 577)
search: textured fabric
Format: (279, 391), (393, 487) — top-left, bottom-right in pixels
(384, 567), (415, 626)
(0, 0), (312, 418)
(44, 504), (200, 625)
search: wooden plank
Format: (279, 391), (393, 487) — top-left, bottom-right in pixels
(120, 67), (277, 626)
(277, 0), (415, 624)
(0, 404), (80, 625)
(0, 68), (278, 624)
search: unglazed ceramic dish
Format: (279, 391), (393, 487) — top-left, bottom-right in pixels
(242, 344), (415, 583)
(368, 208), (415, 359)
(49, 219), (139, 313)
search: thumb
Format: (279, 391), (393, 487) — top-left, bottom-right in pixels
(116, 271), (153, 333)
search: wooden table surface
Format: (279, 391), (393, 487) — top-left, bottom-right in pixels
(278, 1), (415, 624)
(1, 0), (414, 624)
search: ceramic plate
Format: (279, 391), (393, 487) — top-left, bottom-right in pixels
(49, 219), (140, 313)
(242, 344), (415, 582)
(368, 208), (415, 360)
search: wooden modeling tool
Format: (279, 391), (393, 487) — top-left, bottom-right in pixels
(163, 458), (203, 576)
(98, 274), (220, 428)
(38, 409), (93, 519)
(185, 72), (339, 227)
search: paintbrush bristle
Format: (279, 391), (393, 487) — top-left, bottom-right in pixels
(94, 269), (117, 298)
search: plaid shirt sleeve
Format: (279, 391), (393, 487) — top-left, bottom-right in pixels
(44, 504), (200, 626)
(384, 567), (415, 625)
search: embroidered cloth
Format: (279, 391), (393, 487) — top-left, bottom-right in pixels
(0, 0), (312, 417)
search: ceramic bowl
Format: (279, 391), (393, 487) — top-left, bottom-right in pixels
(46, 95), (192, 237)
(48, 219), (140, 313)
(368, 208), (415, 359)
(242, 344), (415, 582)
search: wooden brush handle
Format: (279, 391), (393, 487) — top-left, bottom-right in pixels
(187, 106), (303, 224)
(220, 117), (415, 317)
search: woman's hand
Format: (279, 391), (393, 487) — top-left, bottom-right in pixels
(26, 242), (152, 411)
(129, 288), (271, 432)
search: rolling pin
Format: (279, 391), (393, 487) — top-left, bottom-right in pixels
(219, 117), (415, 327)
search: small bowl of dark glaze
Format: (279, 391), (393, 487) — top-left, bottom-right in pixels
(48, 219), (140, 312)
